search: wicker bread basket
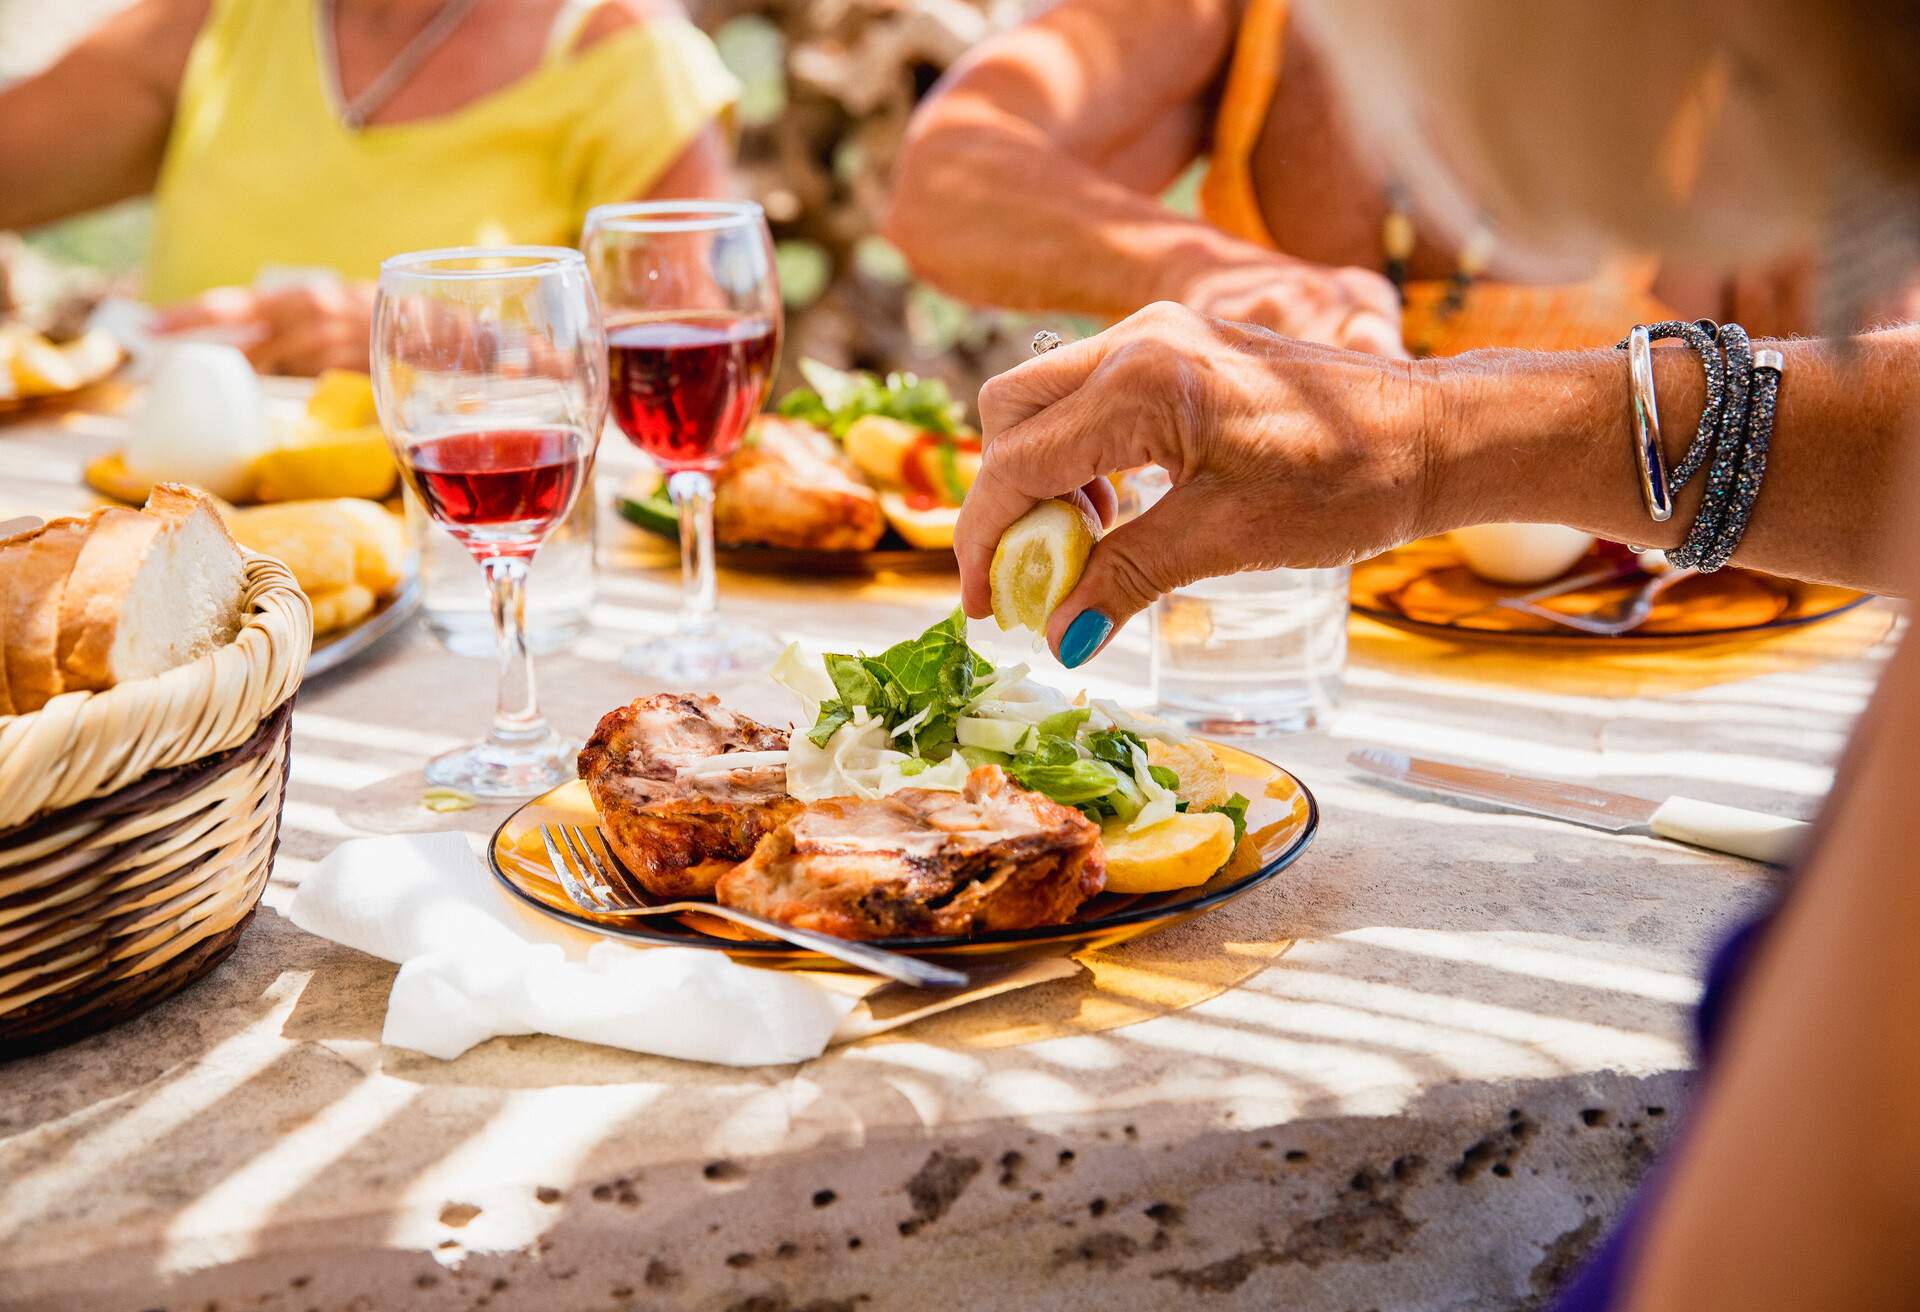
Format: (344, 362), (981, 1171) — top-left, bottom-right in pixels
(0, 555), (311, 1057)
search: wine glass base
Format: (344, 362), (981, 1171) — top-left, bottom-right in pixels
(619, 626), (785, 685)
(424, 733), (580, 799)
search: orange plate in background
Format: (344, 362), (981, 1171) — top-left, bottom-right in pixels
(489, 740), (1317, 967)
(1352, 538), (1868, 645)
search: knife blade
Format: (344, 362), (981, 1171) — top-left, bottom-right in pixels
(1347, 748), (1808, 865)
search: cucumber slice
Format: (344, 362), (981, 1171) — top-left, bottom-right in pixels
(957, 717), (1034, 754)
(617, 491), (680, 540)
(957, 746), (1013, 769)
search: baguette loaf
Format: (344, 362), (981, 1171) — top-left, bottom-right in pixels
(4, 514), (93, 713)
(56, 484), (246, 693)
(0, 522), (34, 715)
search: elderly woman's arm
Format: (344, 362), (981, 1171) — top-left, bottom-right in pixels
(0, 0), (206, 231)
(954, 302), (1917, 663)
(883, 0), (1402, 356)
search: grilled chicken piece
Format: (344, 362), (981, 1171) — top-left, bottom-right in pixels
(716, 766), (1106, 940)
(713, 417), (887, 551)
(578, 693), (801, 898)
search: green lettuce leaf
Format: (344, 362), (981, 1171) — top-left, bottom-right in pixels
(806, 607), (988, 750)
(774, 358), (966, 438)
(1085, 727), (1148, 771)
(1007, 759), (1125, 805)
(1036, 708), (1090, 740)
(1207, 792), (1252, 845)
(806, 702), (854, 747)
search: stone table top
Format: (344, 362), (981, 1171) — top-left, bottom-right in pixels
(0, 403), (1897, 1310)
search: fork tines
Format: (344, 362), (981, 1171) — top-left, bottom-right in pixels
(541, 822), (625, 912)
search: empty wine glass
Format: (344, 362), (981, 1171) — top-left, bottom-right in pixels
(583, 200), (784, 683)
(372, 246), (606, 796)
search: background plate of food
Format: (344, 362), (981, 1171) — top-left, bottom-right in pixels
(490, 612), (1318, 965)
(617, 361), (973, 572)
(81, 361), (418, 668)
(1352, 536), (1869, 644)
(0, 325), (126, 419)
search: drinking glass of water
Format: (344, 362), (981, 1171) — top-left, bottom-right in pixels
(1150, 568), (1349, 734)
(1122, 467), (1350, 733)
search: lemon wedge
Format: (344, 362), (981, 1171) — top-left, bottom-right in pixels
(305, 369), (379, 429)
(250, 425), (397, 502)
(9, 334), (80, 396)
(60, 330), (124, 388)
(989, 497), (1099, 634)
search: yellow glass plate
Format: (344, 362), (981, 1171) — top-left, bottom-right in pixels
(1352, 538), (1868, 645)
(488, 741), (1318, 966)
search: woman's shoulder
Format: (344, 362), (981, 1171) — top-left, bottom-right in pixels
(569, 0), (694, 51)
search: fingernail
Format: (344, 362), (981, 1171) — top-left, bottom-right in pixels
(1058, 609), (1113, 669)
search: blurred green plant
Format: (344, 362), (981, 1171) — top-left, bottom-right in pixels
(774, 238), (831, 308)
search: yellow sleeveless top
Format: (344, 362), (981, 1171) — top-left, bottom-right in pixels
(1199, 0), (1675, 355)
(145, 0), (739, 302)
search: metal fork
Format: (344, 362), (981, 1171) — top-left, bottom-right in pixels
(1497, 568), (1699, 636)
(538, 823), (969, 990)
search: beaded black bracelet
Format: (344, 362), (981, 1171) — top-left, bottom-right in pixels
(1614, 320), (1783, 573)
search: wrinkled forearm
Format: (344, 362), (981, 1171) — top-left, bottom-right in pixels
(885, 113), (1260, 320)
(1419, 329), (1920, 594)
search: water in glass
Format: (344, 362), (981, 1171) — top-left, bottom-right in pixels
(1150, 567), (1349, 734)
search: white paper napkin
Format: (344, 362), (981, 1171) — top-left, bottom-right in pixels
(288, 832), (861, 1065)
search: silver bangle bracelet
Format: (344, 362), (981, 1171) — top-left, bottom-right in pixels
(1618, 320), (1782, 572)
(1625, 326), (1675, 523)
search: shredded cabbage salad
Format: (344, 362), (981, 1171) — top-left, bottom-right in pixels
(760, 609), (1248, 837)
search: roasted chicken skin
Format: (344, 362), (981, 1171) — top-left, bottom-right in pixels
(715, 765), (1106, 940)
(578, 693), (801, 898)
(713, 417), (887, 551)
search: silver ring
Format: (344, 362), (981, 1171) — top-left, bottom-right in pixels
(1031, 329), (1063, 356)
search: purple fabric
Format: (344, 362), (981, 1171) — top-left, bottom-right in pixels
(1551, 912), (1773, 1309)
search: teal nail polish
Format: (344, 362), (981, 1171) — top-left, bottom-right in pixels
(1058, 609), (1113, 669)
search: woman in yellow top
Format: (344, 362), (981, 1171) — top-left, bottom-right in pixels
(0, 0), (739, 374)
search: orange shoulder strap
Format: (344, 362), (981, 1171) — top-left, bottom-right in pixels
(1197, 0), (1289, 249)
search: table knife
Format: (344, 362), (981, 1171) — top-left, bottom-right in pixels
(1348, 748), (1808, 865)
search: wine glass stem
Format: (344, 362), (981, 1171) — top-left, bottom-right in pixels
(669, 469), (718, 635)
(482, 553), (548, 746)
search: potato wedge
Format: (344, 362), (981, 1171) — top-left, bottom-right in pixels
(1100, 810), (1237, 894)
(1147, 738), (1230, 809)
(227, 503), (357, 594)
(879, 491), (960, 550)
(307, 583), (376, 635)
(842, 415), (920, 486)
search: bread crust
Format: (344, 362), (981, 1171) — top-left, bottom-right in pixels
(145, 483), (243, 548)
(0, 522), (37, 715)
(4, 515), (93, 713)
(56, 507), (166, 692)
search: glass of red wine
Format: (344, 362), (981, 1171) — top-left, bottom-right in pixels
(371, 247), (606, 796)
(582, 201), (784, 682)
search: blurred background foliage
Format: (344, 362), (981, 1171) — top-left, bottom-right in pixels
(0, 0), (1125, 411)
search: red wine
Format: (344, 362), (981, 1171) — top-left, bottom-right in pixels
(406, 428), (586, 555)
(608, 316), (777, 471)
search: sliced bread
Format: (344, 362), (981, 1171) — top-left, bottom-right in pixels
(0, 522), (35, 716)
(4, 514), (94, 713)
(56, 485), (247, 693)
